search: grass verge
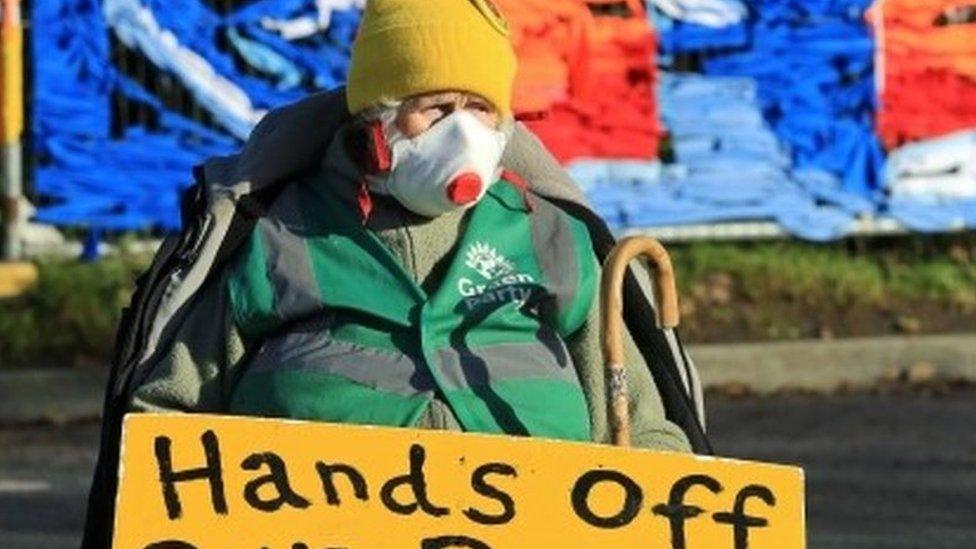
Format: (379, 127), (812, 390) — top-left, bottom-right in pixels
(670, 235), (976, 342)
(0, 252), (150, 367)
(1, 234), (974, 366)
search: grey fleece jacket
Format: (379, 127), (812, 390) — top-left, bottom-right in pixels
(128, 124), (691, 453)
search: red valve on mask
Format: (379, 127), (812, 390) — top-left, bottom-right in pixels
(446, 172), (484, 205)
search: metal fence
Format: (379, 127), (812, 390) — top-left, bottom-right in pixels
(108, 0), (251, 139)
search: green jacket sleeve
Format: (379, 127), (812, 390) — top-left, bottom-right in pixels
(127, 269), (246, 413)
(566, 258), (692, 453)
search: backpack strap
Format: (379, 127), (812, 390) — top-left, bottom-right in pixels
(81, 168), (287, 548)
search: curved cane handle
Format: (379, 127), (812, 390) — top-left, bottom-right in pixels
(600, 237), (681, 447)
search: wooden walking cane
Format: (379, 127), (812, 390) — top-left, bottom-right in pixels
(600, 236), (681, 447)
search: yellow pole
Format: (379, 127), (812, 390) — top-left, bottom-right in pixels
(1, 0), (25, 259)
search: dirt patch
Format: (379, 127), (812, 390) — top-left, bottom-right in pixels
(680, 292), (976, 343)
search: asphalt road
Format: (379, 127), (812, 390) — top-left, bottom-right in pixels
(1, 389), (974, 548)
(707, 388), (976, 548)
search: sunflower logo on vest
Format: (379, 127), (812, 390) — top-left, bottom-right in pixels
(458, 241), (536, 311)
(465, 241), (515, 280)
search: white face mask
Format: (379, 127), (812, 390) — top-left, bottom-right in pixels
(374, 110), (508, 217)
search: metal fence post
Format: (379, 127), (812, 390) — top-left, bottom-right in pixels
(1, 0), (24, 260)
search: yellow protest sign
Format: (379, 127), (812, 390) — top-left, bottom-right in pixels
(114, 414), (805, 549)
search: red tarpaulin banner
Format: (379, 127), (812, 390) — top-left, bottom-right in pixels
(870, 1), (976, 147)
(496, 0), (663, 162)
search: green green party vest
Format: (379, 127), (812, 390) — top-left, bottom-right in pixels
(226, 177), (597, 441)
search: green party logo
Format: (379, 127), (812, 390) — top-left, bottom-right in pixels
(458, 241), (535, 310)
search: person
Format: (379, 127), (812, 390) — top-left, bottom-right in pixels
(83, 1), (708, 545)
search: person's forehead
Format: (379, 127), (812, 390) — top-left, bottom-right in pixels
(406, 91), (490, 106)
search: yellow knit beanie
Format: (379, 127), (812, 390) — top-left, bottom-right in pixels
(346, 0), (518, 116)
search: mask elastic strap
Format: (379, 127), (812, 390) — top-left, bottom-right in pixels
(501, 169), (534, 213)
(353, 120), (391, 225)
(367, 120), (393, 173)
(357, 179), (373, 225)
